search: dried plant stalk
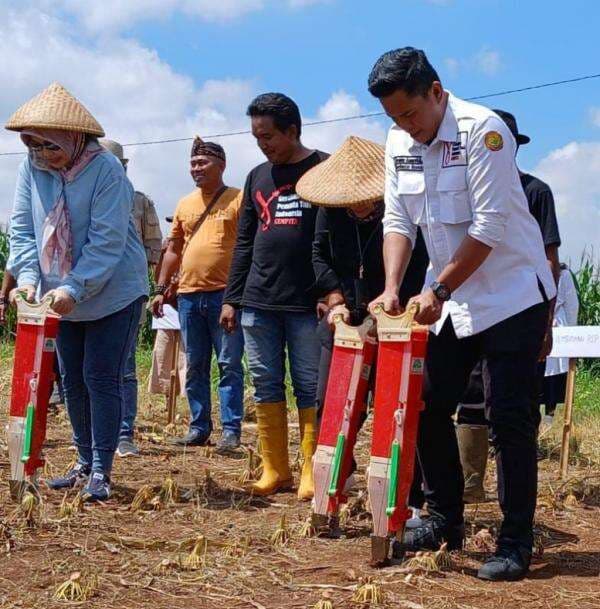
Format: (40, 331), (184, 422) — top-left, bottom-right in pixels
(130, 485), (154, 512)
(181, 535), (208, 570)
(270, 513), (290, 547)
(352, 580), (384, 604)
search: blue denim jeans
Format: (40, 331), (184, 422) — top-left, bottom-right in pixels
(56, 297), (144, 473)
(178, 290), (244, 437)
(119, 331), (138, 440)
(241, 307), (320, 408)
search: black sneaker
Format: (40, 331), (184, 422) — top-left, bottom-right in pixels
(46, 463), (90, 490)
(215, 431), (241, 454)
(394, 518), (464, 557)
(169, 429), (210, 447)
(477, 546), (531, 581)
(81, 471), (111, 502)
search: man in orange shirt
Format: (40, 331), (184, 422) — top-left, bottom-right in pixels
(151, 138), (244, 451)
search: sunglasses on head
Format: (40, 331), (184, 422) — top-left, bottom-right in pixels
(27, 140), (61, 152)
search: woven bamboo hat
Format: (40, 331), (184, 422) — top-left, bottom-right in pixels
(5, 82), (105, 137)
(296, 136), (384, 207)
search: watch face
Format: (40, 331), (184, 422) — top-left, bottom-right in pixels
(433, 282), (450, 301)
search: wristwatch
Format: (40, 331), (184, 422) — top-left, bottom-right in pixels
(154, 284), (167, 296)
(430, 281), (451, 302)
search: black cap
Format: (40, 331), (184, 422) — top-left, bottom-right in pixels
(166, 216), (173, 223)
(493, 109), (530, 145)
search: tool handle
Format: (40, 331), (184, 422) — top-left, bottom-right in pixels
(15, 292), (56, 321)
(386, 440), (401, 516)
(21, 403), (35, 462)
(328, 433), (346, 496)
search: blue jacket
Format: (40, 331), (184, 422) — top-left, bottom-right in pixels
(8, 151), (149, 321)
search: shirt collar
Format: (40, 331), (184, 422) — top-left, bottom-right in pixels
(435, 91), (459, 143)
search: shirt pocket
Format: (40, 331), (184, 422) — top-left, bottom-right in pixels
(396, 172), (426, 224)
(437, 168), (472, 224)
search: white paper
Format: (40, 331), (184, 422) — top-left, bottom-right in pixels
(549, 326), (600, 359)
(151, 304), (180, 330)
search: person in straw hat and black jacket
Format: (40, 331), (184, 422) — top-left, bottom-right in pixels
(297, 135), (429, 516)
(5, 82), (148, 502)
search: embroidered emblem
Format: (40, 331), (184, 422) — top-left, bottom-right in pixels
(442, 131), (468, 168)
(484, 131), (503, 151)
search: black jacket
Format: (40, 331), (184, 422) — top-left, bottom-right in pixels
(312, 205), (429, 317)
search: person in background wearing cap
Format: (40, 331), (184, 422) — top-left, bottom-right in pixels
(454, 109), (563, 500)
(298, 135), (429, 520)
(367, 48), (556, 581)
(5, 83), (148, 502)
(100, 138), (163, 458)
(151, 138), (244, 452)
(220, 93), (328, 501)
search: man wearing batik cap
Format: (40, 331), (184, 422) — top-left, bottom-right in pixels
(151, 137), (244, 452)
(100, 138), (163, 457)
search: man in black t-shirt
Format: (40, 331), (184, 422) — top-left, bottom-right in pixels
(493, 110), (561, 283)
(221, 93), (328, 501)
(455, 111), (562, 505)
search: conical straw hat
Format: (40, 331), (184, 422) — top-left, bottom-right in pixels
(5, 82), (105, 136)
(297, 136), (384, 207)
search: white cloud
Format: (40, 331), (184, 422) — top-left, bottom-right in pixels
(589, 107), (600, 128)
(473, 47), (502, 76)
(533, 142), (600, 266)
(442, 48), (503, 78)
(50, 0), (330, 31)
(0, 6), (384, 236)
(443, 57), (460, 77)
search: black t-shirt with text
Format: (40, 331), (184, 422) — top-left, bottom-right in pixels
(224, 151), (328, 312)
(520, 173), (561, 248)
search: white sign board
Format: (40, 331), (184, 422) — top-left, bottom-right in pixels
(549, 326), (600, 359)
(151, 304), (180, 331)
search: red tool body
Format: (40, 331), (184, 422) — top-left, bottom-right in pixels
(312, 316), (377, 530)
(7, 295), (59, 499)
(368, 305), (428, 565)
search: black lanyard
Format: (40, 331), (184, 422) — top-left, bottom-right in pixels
(354, 221), (379, 279)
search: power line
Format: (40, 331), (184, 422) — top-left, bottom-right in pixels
(1, 72), (599, 157)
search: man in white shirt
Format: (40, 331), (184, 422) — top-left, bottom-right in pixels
(367, 47), (556, 581)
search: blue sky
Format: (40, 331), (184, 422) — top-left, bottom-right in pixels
(1, 0), (599, 263)
(127, 0), (600, 171)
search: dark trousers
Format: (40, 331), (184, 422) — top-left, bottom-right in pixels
(316, 317), (425, 508)
(419, 302), (548, 551)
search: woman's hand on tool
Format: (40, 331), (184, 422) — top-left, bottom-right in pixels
(327, 303), (351, 328)
(219, 304), (238, 334)
(9, 284), (36, 304)
(48, 288), (76, 316)
(408, 289), (442, 325)
(368, 289), (400, 315)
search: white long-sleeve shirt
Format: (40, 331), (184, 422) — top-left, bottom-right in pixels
(384, 91), (556, 338)
(546, 268), (579, 376)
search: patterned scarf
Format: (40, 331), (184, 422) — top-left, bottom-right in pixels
(21, 129), (105, 278)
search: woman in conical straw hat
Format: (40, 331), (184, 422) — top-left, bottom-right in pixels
(296, 135), (429, 513)
(6, 83), (148, 502)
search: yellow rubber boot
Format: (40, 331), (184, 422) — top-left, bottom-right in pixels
(297, 407), (317, 501)
(252, 402), (293, 496)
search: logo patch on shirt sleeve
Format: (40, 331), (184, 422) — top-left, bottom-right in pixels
(394, 156), (423, 172)
(442, 131), (468, 168)
(484, 131), (503, 151)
